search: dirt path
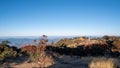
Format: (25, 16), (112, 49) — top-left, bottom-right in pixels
(0, 54), (120, 68)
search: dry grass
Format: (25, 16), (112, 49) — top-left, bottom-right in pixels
(89, 57), (117, 68)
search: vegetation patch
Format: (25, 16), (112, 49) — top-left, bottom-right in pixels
(89, 57), (117, 68)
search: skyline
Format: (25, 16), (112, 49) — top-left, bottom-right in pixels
(0, 0), (120, 36)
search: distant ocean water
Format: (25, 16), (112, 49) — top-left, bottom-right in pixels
(0, 36), (76, 48)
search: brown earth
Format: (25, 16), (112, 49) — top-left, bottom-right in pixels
(0, 53), (120, 68)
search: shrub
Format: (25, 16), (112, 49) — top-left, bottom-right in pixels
(35, 51), (55, 68)
(55, 39), (74, 47)
(0, 44), (18, 61)
(21, 45), (37, 54)
(90, 44), (108, 56)
(24, 35), (55, 67)
(28, 47), (55, 67)
(89, 57), (117, 68)
(114, 40), (120, 49)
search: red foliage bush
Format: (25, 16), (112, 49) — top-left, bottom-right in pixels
(21, 45), (37, 54)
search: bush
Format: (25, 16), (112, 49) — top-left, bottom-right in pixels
(21, 35), (55, 68)
(28, 47), (55, 67)
(35, 51), (55, 67)
(114, 40), (120, 49)
(90, 44), (108, 56)
(21, 45), (37, 54)
(0, 44), (18, 61)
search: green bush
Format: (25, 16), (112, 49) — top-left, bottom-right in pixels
(29, 50), (40, 62)
(0, 44), (18, 61)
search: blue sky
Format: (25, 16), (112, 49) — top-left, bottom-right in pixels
(0, 0), (120, 36)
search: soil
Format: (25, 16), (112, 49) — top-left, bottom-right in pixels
(0, 53), (120, 68)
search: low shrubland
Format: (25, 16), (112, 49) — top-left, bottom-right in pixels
(0, 35), (55, 67)
(0, 35), (120, 67)
(53, 36), (120, 56)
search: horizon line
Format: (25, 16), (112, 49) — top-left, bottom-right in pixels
(0, 34), (120, 37)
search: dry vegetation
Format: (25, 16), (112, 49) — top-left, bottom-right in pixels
(55, 36), (120, 53)
(0, 35), (55, 68)
(0, 35), (120, 68)
(89, 57), (117, 68)
(20, 35), (55, 67)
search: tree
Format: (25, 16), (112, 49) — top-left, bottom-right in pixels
(38, 35), (48, 51)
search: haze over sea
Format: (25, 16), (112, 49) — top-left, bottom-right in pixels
(0, 36), (76, 48)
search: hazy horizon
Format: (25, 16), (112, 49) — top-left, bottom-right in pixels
(0, 0), (120, 36)
(0, 34), (120, 37)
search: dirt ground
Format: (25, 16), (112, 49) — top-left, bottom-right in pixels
(0, 53), (120, 68)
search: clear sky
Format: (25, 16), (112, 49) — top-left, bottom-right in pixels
(0, 0), (120, 36)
